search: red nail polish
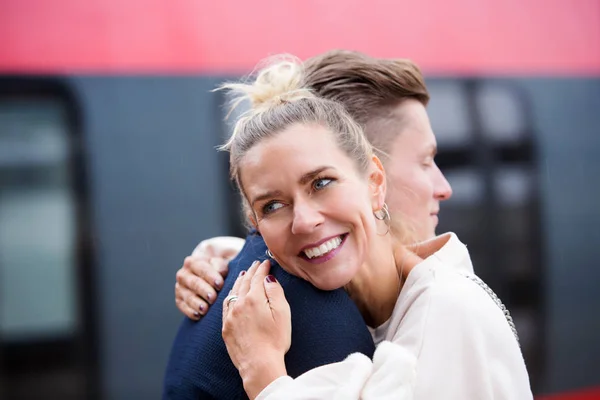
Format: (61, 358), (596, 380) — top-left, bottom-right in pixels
(240, 271), (246, 277)
(265, 275), (277, 283)
(199, 304), (205, 311)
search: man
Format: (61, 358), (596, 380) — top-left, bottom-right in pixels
(163, 50), (452, 399)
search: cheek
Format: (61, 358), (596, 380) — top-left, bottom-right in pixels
(258, 220), (288, 255)
(412, 173), (435, 204)
(388, 170), (432, 215)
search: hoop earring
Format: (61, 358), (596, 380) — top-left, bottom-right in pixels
(374, 203), (390, 221)
(266, 249), (274, 259)
(374, 203), (391, 236)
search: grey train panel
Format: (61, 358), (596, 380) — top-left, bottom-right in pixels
(69, 76), (234, 400)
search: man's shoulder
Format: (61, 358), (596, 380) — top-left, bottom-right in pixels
(228, 231), (268, 271)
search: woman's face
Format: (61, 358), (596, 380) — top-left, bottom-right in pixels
(240, 123), (386, 290)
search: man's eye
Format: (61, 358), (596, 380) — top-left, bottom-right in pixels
(313, 178), (333, 191)
(263, 201), (284, 215)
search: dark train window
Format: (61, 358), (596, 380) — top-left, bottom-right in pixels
(430, 79), (545, 391)
(0, 79), (97, 400)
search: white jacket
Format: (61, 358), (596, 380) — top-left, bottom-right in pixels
(257, 233), (533, 400)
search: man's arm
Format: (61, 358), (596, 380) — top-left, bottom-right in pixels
(175, 236), (246, 319)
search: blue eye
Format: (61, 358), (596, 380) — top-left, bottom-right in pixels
(263, 201), (284, 215)
(313, 178), (333, 191)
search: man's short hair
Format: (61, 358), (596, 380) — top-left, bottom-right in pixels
(304, 50), (430, 155)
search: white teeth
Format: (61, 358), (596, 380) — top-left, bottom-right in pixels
(303, 236), (343, 259)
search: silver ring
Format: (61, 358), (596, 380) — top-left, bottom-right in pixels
(225, 295), (239, 307)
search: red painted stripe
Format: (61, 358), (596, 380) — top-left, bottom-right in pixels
(537, 387), (600, 400)
(1, 0), (599, 74)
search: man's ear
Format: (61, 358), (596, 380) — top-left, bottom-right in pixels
(369, 155), (387, 211)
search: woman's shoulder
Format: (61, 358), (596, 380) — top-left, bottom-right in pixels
(416, 265), (519, 345)
(401, 231), (474, 293)
(403, 246), (509, 331)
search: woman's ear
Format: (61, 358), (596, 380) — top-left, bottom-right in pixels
(369, 155), (387, 211)
(243, 202), (259, 229)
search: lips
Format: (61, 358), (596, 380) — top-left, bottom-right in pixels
(302, 235), (343, 259)
(298, 233), (348, 263)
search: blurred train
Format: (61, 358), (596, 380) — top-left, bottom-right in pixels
(1, 1), (599, 399)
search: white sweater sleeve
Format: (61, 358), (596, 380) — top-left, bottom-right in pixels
(255, 352), (373, 400)
(256, 276), (532, 400)
(255, 345), (417, 400)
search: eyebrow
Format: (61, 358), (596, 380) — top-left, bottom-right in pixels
(298, 166), (333, 185)
(250, 190), (284, 208)
(249, 166), (334, 207)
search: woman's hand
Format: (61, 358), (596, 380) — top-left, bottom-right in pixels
(222, 260), (291, 399)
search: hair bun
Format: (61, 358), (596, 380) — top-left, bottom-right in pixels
(218, 55), (315, 114)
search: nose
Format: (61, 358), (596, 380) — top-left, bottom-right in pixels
(291, 199), (324, 235)
(433, 164), (453, 201)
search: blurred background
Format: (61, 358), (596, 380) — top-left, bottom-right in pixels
(0, 0), (599, 399)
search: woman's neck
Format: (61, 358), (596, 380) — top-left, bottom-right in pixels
(344, 235), (422, 328)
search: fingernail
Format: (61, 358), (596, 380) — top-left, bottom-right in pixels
(199, 304), (205, 312)
(207, 293), (213, 302)
(215, 279), (223, 288)
(239, 270), (246, 277)
(252, 260), (260, 267)
(265, 275), (277, 283)
(193, 311), (201, 318)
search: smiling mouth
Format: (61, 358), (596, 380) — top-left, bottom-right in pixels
(299, 234), (348, 260)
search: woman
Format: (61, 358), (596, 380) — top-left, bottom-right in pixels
(219, 56), (532, 399)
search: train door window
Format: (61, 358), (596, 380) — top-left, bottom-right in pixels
(0, 99), (77, 341)
(0, 80), (96, 400)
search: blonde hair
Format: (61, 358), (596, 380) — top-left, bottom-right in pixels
(217, 55), (374, 202)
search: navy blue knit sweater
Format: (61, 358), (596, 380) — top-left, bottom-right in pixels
(162, 231), (375, 399)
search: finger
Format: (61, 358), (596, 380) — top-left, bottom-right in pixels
(187, 256), (226, 291)
(222, 293), (235, 321)
(263, 271), (287, 310)
(238, 260), (260, 297)
(181, 302), (202, 320)
(176, 291), (202, 320)
(181, 286), (210, 315)
(210, 257), (229, 275)
(209, 258), (229, 286)
(250, 259), (271, 294)
(230, 268), (247, 296)
(222, 286), (241, 321)
(177, 265), (219, 304)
